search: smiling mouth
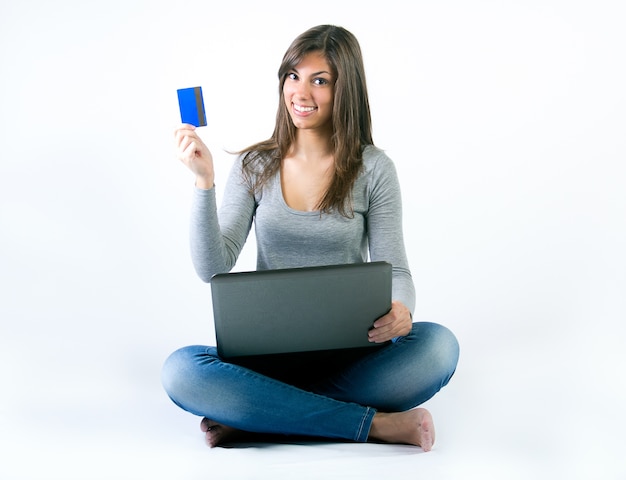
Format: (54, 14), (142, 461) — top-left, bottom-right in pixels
(293, 104), (316, 113)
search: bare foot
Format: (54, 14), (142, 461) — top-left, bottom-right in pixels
(368, 408), (435, 451)
(200, 417), (242, 448)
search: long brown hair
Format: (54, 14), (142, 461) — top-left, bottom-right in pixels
(238, 25), (374, 217)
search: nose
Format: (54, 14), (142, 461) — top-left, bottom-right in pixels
(294, 80), (311, 99)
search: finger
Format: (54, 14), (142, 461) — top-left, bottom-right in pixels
(174, 123), (196, 136)
(368, 324), (393, 343)
(175, 129), (199, 151)
(369, 315), (411, 342)
(372, 314), (394, 329)
(181, 140), (199, 164)
(178, 133), (198, 154)
(369, 331), (392, 343)
(174, 126), (201, 150)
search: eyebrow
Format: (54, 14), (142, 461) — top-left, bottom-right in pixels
(291, 67), (332, 76)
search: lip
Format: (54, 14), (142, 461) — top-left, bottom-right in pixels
(292, 103), (317, 116)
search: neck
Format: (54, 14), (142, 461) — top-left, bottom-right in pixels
(290, 128), (333, 162)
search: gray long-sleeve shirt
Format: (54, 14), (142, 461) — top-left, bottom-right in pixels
(190, 145), (416, 314)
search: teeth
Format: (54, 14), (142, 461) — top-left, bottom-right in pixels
(294, 104), (315, 112)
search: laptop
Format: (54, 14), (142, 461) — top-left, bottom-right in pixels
(210, 261), (392, 359)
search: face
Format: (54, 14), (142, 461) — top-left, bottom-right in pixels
(283, 51), (335, 132)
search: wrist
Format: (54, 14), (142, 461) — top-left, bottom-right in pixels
(195, 175), (215, 190)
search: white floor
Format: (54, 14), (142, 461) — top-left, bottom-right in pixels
(2, 309), (624, 480)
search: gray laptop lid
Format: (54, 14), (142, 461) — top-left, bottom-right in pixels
(210, 261), (392, 358)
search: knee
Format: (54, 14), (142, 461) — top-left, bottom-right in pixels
(415, 322), (460, 379)
(161, 347), (188, 399)
(160, 345), (211, 401)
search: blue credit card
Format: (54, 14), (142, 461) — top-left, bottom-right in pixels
(177, 86), (207, 127)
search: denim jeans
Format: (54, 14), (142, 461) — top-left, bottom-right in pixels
(161, 322), (459, 442)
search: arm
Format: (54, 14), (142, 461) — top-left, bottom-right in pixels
(189, 160), (255, 281)
(365, 151), (416, 343)
(175, 124), (255, 281)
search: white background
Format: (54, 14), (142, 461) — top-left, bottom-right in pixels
(1, 0), (624, 479)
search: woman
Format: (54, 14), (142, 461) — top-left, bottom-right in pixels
(162, 24), (459, 451)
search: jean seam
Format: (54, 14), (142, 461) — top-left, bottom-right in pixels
(355, 406), (373, 442)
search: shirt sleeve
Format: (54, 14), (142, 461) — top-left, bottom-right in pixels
(365, 151), (416, 315)
(189, 157), (256, 282)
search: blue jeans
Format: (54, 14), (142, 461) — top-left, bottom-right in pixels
(161, 322), (459, 442)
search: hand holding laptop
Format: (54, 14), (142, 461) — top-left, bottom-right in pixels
(368, 300), (412, 344)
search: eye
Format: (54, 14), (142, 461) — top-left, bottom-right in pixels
(287, 72), (299, 81)
(313, 77), (329, 86)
